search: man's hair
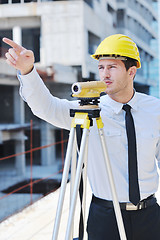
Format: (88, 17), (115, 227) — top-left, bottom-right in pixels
(122, 57), (138, 71)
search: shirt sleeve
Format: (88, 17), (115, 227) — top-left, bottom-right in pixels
(17, 66), (79, 130)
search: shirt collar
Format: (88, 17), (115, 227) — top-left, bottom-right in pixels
(106, 91), (138, 114)
(127, 91), (138, 111)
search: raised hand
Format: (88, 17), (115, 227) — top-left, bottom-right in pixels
(2, 37), (35, 75)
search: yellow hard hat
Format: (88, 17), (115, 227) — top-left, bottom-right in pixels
(91, 34), (141, 68)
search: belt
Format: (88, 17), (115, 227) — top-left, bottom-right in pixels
(92, 194), (157, 211)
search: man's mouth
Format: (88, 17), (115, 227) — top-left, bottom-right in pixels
(104, 80), (112, 86)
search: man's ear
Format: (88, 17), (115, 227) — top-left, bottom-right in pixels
(128, 66), (137, 80)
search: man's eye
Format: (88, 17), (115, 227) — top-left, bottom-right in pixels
(98, 66), (104, 70)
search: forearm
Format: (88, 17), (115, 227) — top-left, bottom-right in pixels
(17, 67), (78, 129)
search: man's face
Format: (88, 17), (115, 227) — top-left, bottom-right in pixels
(98, 59), (135, 101)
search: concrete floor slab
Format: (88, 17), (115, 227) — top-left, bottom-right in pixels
(0, 181), (92, 240)
(0, 173), (160, 240)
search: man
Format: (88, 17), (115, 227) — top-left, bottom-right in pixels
(3, 34), (160, 239)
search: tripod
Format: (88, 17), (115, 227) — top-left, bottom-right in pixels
(52, 96), (127, 240)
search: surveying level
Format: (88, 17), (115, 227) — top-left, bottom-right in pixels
(52, 81), (127, 240)
(72, 81), (107, 98)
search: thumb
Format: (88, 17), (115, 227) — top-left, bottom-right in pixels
(20, 49), (33, 57)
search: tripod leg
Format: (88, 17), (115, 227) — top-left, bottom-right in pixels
(52, 127), (76, 240)
(70, 140), (77, 200)
(70, 140), (77, 239)
(65, 128), (89, 240)
(78, 135), (88, 240)
(70, 131), (88, 240)
(96, 118), (127, 240)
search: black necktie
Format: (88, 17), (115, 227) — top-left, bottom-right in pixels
(123, 104), (140, 205)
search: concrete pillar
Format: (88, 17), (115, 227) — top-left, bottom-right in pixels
(13, 26), (22, 45)
(40, 121), (56, 166)
(12, 26), (26, 175)
(82, 29), (89, 78)
(14, 87), (24, 125)
(13, 85), (26, 175)
(15, 138), (25, 175)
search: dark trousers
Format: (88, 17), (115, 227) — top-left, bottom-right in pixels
(87, 199), (160, 240)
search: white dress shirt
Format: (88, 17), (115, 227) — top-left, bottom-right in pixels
(18, 67), (160, 202)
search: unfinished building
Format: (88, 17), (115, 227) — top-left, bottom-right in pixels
(0, 0), (158, 175)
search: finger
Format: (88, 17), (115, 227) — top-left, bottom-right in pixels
(2, 37), (24, 53)
(20, 49), (33, 58)
(6, 58), (16, 68)
(8, 48), (19, 60)
(5, 52), (16, 65)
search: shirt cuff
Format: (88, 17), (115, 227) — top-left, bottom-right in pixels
(17, 65), (39, 101)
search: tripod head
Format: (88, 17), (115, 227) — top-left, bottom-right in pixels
(71, 81), (107, 107)
(70, 81), (107, 119)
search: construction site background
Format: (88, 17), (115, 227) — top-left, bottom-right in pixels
(0, 119), (69, 222)
(0, 0), (159, 232)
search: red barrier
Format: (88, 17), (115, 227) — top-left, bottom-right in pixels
(0, 119), (68, 222)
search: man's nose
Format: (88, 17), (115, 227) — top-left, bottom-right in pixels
(104, 68), (110, 78)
